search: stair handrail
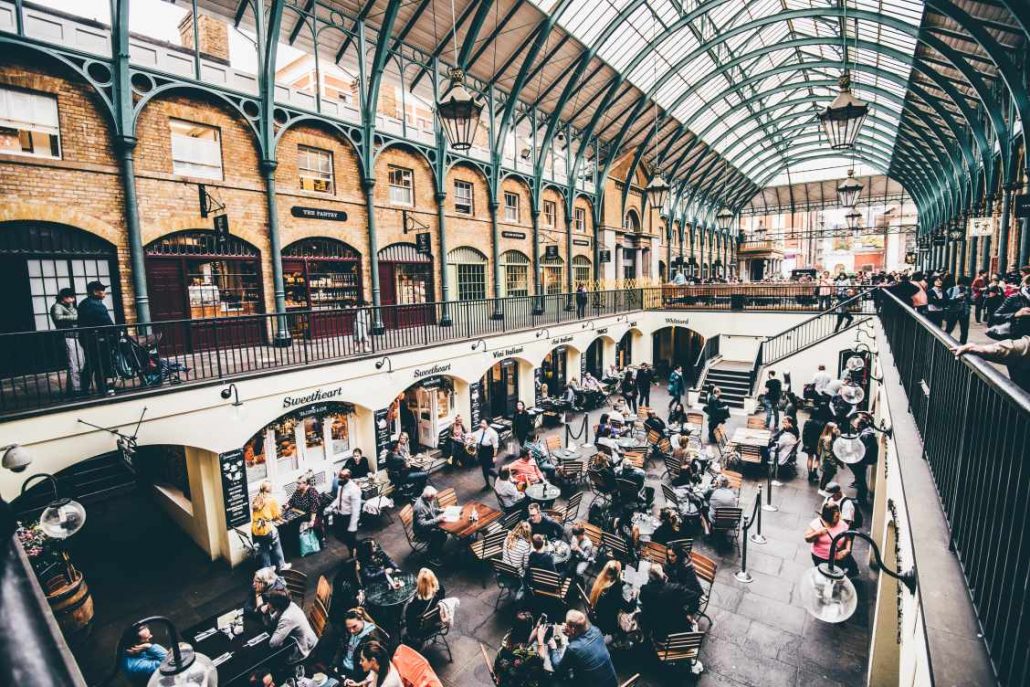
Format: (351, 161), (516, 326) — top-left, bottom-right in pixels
(761, 288), (878, 365)
(689, 335), (721, 390)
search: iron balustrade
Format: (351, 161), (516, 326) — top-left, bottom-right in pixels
(760, 289), (878, 365)
(690, 334), (721, 388)
(660, 284), (879, 311)
(879, 290), (1030, 686)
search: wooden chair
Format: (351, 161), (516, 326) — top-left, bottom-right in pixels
(661, 483), (682, 512)
(581, 522), (604, 550)
(686, 410), (705, 428)
(737, 444), (763, 467)
(436, 487), (458, 508)
(689, 551), (717, 614)
(622, 451), (645, 469)
(500, 509), (523, 531)
(600, 530), (632, 562)
(615, 478), (643, 507)
(587, 471), (613, 508)
(491, 559), (523, 610)
(665, 538), (694, 555)
(657, 437), (673, 455)
(307, 598), (329, 639)
(469, 529), (508, 587)
(281, 568), (308, 607)
(713, 425), (732, 458)
(480, 643), (499, 685)
(545, 435), (563, 459)
(722, 469), (743, 492)
(399, 504), (429, 554)
(314, 574), (332, 614)
(662, 453), (683, 482)
(710, 507), (743, 551)
(653, 629), (706, 673)
(527, 567), (572, 606)
(640, 541), (669, 566)
(411, 605), (452, 662)
(546, 491), (583, 526)
(746, 415), (766, 429)
(646, 428), (662, 447)
(554, 459), (585, 489)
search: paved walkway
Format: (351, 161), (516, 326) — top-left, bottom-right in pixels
(66, 386), (872, 687)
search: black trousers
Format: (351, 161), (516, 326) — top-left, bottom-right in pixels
(834, 311), (854, 332)
(335, 522), (358, 555)
(944, 312), (969, 344)
(478, 446), (497, 486)
(638, 386), (651, 407)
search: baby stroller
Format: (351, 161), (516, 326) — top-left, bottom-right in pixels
(113, 332), (188, 387)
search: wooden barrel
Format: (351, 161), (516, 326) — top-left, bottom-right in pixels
(45, 570), (94, 644)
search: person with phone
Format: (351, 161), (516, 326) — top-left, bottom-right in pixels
(537, 610), (617, 686)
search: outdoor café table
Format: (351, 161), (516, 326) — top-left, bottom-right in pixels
(730, 427), (772, 451)
(439, 502), (502, 539)
(622, 560), (652, 601)
(525, 482), (562, 509)
(184, 607), (294, 686)
(365, 571), (416, 645)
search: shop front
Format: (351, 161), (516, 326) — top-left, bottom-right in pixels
(145, 230), (264, 352)
(541, 254), (564, 294)
(584, 338), (604, 378)
(0, 221), (119, 375)
(378, 242), (434, 328)
(283, 237), (363, 339)
(391, 375), (459, 451)
(651, 326), (704, 381)
(479, 358), (520, 420)
(243, 401), (359, 495)
(540, 346), (568, 396)
(616, 330), (633, 367)
(446, 246), (488, 301)
(500, 250), (530, 297)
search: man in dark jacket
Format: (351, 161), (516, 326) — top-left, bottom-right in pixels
(635, 362), (655, 406)
(575, 284), (588, 318)
(638, 564), (693, 641)
(77, 281), (115, 395)
(541, 611), (618, 687)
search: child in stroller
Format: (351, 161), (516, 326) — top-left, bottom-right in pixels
(113, 332), (188, 387)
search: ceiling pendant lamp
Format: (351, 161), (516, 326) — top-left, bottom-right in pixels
(845, 208), (862, 231)
(437, 68), (484, 151)
(716, 207), (734, 231)
(837, 169), (863, 208)
(646, 171), (671, 211)
(819, 72), (869, 150)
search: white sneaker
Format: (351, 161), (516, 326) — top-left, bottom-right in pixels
(280, 563), (292, 571)
(817, 489), (831, 497)
(691, 660), (704, 675)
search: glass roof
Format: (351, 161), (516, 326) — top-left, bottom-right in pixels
(531, 0), (925, 186)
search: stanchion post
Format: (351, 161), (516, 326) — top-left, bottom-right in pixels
(762, 462), (779, 512)
(750, 484), (768, 545)
(735, 494), (760, 583)
(770, 456), (783, 487)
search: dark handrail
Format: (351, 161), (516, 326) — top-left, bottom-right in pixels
(760, 289), (876, 365)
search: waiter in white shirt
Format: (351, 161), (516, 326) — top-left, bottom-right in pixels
(471, 418), (500, 488)
(331, 468), (362, 555)
(812, 364), (832, 402)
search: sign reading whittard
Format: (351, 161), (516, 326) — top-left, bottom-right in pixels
(414, 363), (451, 379)
(283, 386), (344, 409)
(501, 230), (527, 240)
(664, 317), (690, 325)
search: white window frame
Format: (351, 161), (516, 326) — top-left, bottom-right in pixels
(388, 165), (414, 206)
(170, 118), (222, 180)
(504, 191), (520, 223)
(454, 180), (474, 215)
(0, 87), (61, 159)
(298, 145), (334, 194)
(574, 207), (587, 232)
(543, 200), (556, 227)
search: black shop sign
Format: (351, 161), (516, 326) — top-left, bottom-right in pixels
(600, 250), (612, 263)
(1015, 194), (1030, 219)
(502, 230), (527, 240)
(545, 245), (560, 259)
(291, 206), (348, 222)
(415, 232), (432, 255)
(469, 380), (483, 426)
(534, 367), (543, 405)
(374, 408), (391, 461)
(573, 239), (590, 246)
(219, 449), (250, 529)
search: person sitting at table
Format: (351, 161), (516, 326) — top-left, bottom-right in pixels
(595, 413), (614, 439)
(119, 623), (168, 687)
(604, 363), (621, 382)
(508, 447), (546, 489)
(701, 475), (737, 535)
(502, 521), (533, 573)
(643, 409), (666, 436)
(582, 372), (602, 392)
(651, 508), (684, 546)
(568, 523), (595, 577)
(356, 538), (399, 587)
(670, 436), (698, 487)
(589, 452), (618, 493)
(267, 589), (318, 662)
(494, 466), (527, 514)
(334, 608), (388, 683)
(494, 611), (548, 687)
(665, 545), (704, 619)
(340, 448), (372, 480)
(412, 486), (448, 563)
(403, 567), (446, 647)
(668, 399), (687, 429)
(527, 534), (557, 574)
(385, 440), (429, 497)
(245, 566), (287, 621)
(287, 475), (325, 545)
(638, 565), (693, 643)
(351, 641), (402, 687)
(761, 416), (799, 467)
(538, 610), (618, 687)
(331, 559), (363, 626)
(527, 503), (564, 541)
(588, 560), (637, 639)
(397, 432), (413, 460)
(610, 503), (641, 552)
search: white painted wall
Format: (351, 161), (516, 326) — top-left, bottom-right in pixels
(718, 334), (763, 362)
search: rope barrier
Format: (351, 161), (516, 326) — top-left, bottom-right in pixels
(565, 414), (590, 444)
(735, 487), (764, 583)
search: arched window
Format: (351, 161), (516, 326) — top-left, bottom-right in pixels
(447, 246), (488, 301)
(542, 254), (564, 294)
(572, 255), (591, 287)
(501, 250), (530, 297)
(623, 209), (640, 232)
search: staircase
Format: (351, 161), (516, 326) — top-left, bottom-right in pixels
(761, 290), (876, 365)
(13, 451), (136, 520)
(698, 364), (752, 409)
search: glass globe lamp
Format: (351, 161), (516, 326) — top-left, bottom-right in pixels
(39, 497), (86, 539)
(148, 642), (218, 687)
(798, 563), (858, 623)
(845, 355), (865, 373)
(840, 381), (865, 405)
(832, 435), (866, 465)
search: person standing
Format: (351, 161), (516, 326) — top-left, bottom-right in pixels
(251, 480), (290, 572)
(817, 271), (833, 311)
(635, 362), (654, 407)
(763, 370), (782, 429)
(331, 468), (362, 556)
(619, 369), (638, 413)
(817, 422), (842, 495)
(512, 401), (532, 448)
(77, 280), (115, 395)
(50, 287), (83, 395)
(575, 283), (588, 318)
(447, 414), (467, 467)
(354, 301), (371, 353)
(925, 277), (947, 327)
(972, 270), (987, 323)
(702, 386), (729, 443)
(804, 502), (857, 577)
(944, 276), (972, 344)
(471, 418), (499, 489)
(833, 289), (855, 332)
(667, 364), (685, 410)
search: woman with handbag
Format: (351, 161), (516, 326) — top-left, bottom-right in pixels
(251, 480), (290, 571)
(287, 476), (324, 556)
(588, 560), (637, 639)
(817, 422), (842, 495)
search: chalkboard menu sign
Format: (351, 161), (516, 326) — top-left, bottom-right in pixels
(469, 380), (483, 426)
(580, 352), (587, 380)
(415, 232), (432, 255)
(545, 245), (560, 260)
(219, 449), (250, 529)
(534, 367), (543, 405)
(374, 408), (391, 461)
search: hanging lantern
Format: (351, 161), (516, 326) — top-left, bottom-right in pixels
(753, 222), (767, 240)
(837, 169), (863, 208)
(947, 220), (965, 243)
(819, 73), (869, 150)
(436, 68), (484, 151)
(645, 171), (671, 211)
(716, 207), (734, 231)
(845, 208), (862, 231)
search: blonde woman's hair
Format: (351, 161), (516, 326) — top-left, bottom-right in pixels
(258, 479), (273, 494)
(415, 567), (439, 600)
(589, 560), (622, 607)
(505, 521), (532, 548)
(251, 493), (267, 511)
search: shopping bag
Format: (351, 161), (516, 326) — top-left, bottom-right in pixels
(298, 527), (321, 557)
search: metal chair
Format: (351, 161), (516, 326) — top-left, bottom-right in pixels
(652, 628), (707, 675)
(468, 529), (508, 588)
(600, 530), (632, 562)
(689, 551), (717, 615)
(546, 491), (583, 526)
(410, 605), (452, 662)
(491, 559), (523, 610)
(399, 504), (429, 554)
(527, 567), (572, 607)
(709, 507), (743, 552)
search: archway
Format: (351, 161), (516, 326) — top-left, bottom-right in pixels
(378, 242), (435, 327)
(538, 344), (572, 400)
(477, 357), (530, 422)
(447, 246), (488, 301)
(283, 237), (363, 339)
(616, 330), (634, 367)
(651, 325), (705, 382)
(583, 337), (609, 379)
(390, 374), (467, 454)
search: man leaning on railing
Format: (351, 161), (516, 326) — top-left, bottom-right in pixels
(953, 334), (1030, 393)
